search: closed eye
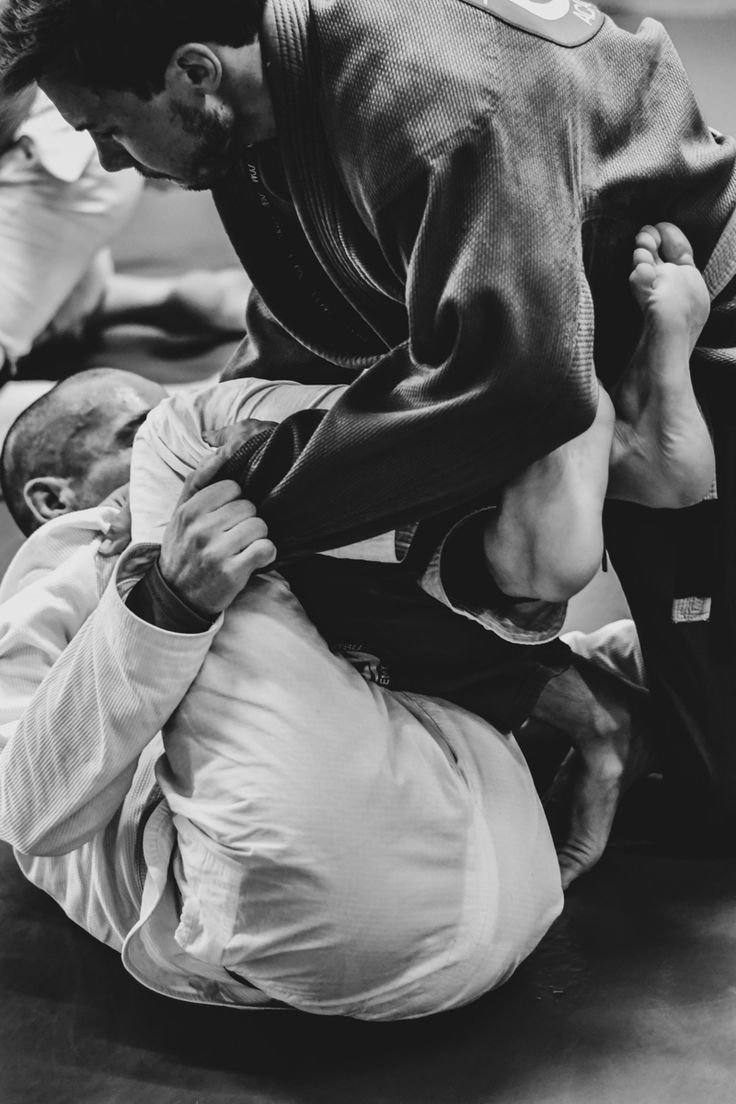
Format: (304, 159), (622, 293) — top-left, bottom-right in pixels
(114, 411), (150, 447)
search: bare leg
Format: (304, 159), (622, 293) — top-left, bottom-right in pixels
(98, 268), (251, 335)
(609, 222), (714, 507)
(483, 386), (615, 603)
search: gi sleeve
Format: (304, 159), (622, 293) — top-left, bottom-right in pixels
(222, 286), (355, 385)
(131, 378), (399, 563)
(0, 544), (219, 856)
(218, 129), (598, 564)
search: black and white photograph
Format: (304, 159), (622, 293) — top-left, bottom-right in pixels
(0, 1), (735, 1101)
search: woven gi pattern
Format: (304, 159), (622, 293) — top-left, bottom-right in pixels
(214, 0), (736, 561)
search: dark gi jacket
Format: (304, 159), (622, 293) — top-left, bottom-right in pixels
(214, 0), (736, 557)
(211, 0), (736, 816)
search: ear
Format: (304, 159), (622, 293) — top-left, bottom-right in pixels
(165, 44), (223, 98)
(23, 476), (77, 526)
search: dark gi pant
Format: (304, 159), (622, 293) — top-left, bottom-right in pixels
(605, 344), (736, 837)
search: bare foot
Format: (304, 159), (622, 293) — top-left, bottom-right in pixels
(165, 269), (251, 334)
(609, 222), (714, 508)
(484, 387), (615, 602)
(535, 662), (655, 890)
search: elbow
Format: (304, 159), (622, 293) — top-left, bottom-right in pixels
(6, 827), (62, 857)
(0, 812), (76, 857)
(525, 552), (602, 604)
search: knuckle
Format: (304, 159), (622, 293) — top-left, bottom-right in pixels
(176, 500), (194, 524)
(218, 479), (241, 498)
(248, 518), (269, 541)
(254, 538), (277, 564)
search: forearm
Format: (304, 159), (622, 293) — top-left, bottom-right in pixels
(0, 545), (218, 855)
(126, 556), (217, 632)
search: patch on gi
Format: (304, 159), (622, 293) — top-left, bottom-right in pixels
(338, 643), (391, 687)
(671, 596), (712, 624)
(456, 0), (604, 47)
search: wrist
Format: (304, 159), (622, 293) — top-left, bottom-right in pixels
(128, 559), (218, 632)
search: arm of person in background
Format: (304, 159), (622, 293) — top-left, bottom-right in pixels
(214, 136), (597, 560)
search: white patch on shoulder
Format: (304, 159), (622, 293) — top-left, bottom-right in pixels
(456, 0), (605, 47)
(671, 597), (712, 624)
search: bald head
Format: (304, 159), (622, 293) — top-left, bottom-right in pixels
(1, 368), (166, 534)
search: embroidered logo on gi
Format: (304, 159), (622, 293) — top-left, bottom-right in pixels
(671, 597), (712, 624)
(457, 0), (604, 48)
(338, 644), (391, 687)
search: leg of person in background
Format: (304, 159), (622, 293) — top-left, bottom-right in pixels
(34, 257), (252, 348)
(91, 266), (251, 336)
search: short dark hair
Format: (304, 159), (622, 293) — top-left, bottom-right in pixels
(0, 371), (110, 535)
(0, 0), (265, 97)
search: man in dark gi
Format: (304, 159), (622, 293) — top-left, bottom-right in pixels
(1, 0), (734, 868)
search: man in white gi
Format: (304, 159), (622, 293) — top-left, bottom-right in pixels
(0, 367), (566, 1019)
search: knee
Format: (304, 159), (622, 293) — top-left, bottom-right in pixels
(527, 544), (602, 603)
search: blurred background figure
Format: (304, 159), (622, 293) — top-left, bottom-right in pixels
(0, 87), (250, 454)
(0, 89), (251, 381)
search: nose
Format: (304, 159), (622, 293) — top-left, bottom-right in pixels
(94, 137), (135, 173)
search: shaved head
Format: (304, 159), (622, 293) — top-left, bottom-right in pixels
(1, 368), (165, 534)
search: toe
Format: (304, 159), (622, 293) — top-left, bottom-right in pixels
(636, 225), (662, 259)
(655, 221), (695, 266)
(629, 261), (656, 301)
(632, 246), (656, 269)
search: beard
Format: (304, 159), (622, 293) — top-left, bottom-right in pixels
(136, 101), (238, 191)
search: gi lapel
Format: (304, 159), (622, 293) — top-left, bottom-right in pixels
(266, 0), (409, 352)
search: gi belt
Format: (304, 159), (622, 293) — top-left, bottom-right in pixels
(703, 203), (736, 301)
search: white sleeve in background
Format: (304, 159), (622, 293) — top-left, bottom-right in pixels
(131, 377), (398, 562)
(0, 530), (220, 857)
(0, 91), (142, 359)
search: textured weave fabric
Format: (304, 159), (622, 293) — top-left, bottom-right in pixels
(0, 510), (218, 951)
(215, 0), (736, 558)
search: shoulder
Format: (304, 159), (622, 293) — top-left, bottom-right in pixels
(311, 0), (501, 205)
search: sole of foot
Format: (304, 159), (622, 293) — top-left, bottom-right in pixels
(608, 221), (715, 509)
